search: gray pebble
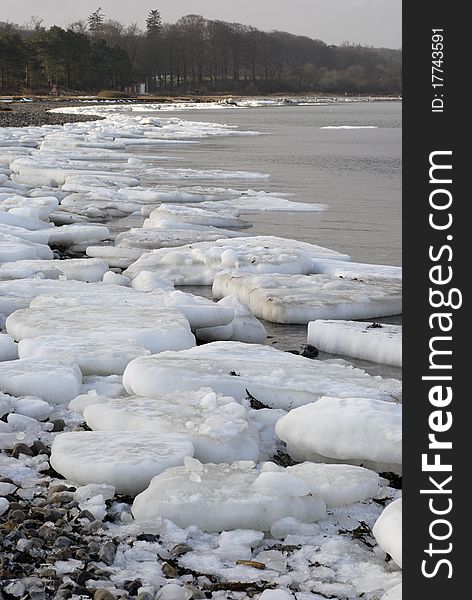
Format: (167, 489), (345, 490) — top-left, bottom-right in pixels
(11, 443), (34, 458)
(93, 590), (116, 600)
(98, 541), (116, 566)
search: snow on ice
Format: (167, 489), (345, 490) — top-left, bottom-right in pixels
(213, 273), (402, 324)
(50, 431), (194, 495)
(123, 341), (401, 410)
(307, 320), (402, 367)
(132, 458), (327, 531)
(276, 396), (402, 473)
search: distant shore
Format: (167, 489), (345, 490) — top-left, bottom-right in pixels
(0, 94), (401, 129)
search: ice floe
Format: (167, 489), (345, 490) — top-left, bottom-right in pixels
(308, 320), (402, 367)
(123, 342), (401, 410)
(124, 236), (350, 285)
(276, 396), (402, 473)
(213, 273), (402, 323)
(83, 388), (260, 464)
(132, 458), (327, 531)
(373, 498), (402, 568)
(0, 358), (82, 404)
(50, 432), (194, 495)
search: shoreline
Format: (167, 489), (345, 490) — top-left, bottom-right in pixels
(0, 94), (401, 129)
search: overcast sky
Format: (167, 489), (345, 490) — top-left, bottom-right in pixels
(2, 0), (402, 48)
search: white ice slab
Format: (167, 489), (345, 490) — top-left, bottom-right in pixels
(84, 388), (260, 463)
(18, 333), (151, 376)
(147, 204), (250, 228)
(311, 258), (402, 282)
(0, 259), (109, 283)
(132, 458), (326, 531)
(276, 396), (402, 473)
(123, 342), (401, 411)
(0, 358), (82, 404)
(0, 232), (53, 263)
(0, 333), (17, 361)
(308, 320), (402, 367)
(115, 227), (232, 250)
(86, 246), (144, 269)
(284, 462), (381, 507)
(124, 236), (349, 285)
(0, 195), (58, 220)
(213, 273), (402, 324)
(50, 431), (194, 496)
(196, 295), (267, 344)
(0, 210), (52, 231)
(47, 224), (110, 246)
(373, 498), (402, 568)
(7, 304), (195, 354)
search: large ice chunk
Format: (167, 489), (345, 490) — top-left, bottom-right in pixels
(124, 236), (349, 285)
(195, 296), (267, 344)
(311, 258), (402, 282)
(0, 333), (17, 361)
(84, 389), (260, 463)
(123, 342), (401, 410)
(132, 459), (326, 531)
(276, 396), (402, 473)
(0, 358), (82, 404)
(7, 304), (195, 354)
(18, 333), (152, 376)
(47, 224), (110, 246)
(115, 227), (233, 250)
(308, 320), (402, 367)
(373, 498), (402, 568)
(0, 258), (109, 283)
(50, 431), (194, 496)
(213, 273), (402, 323)
(285, 462), (381, 507)
(146, 204), (251, 229)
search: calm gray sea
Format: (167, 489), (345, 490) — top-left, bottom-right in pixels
(143, 101), (402, 378)
(160, 101), (402, 266)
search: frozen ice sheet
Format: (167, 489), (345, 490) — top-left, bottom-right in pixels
(124, 236), (349, 285)
(132, 459), (326, 531)
(276, 396), (402, 473)
(50, 431), (194, 496)
(123, 341), (402, 411)
(307, 320), (402, 367)
(213, 273), (402, 324)
(84, 388), (260, 463)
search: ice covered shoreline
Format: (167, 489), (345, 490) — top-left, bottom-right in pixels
(1, 103), (402, 600)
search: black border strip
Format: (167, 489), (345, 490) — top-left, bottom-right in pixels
(403, 3), (466, 596)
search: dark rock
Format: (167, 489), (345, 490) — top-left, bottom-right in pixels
(48, 491), (74, 505)
(123, 579), (142, 596)
(50, 419), (65, 432)
(170, 543), (192, 558)
(137, 593), (154, 600)
(93, 590), (116, 600)
(11, 443), (34, 458)
(9, 509), (27, 523)
(98, 541), (116, 566)
(300, 344), (319, 359)
(37, 524), (58, 543)
(30, 440), (50, 456)
(78, 510), (96, 522)
(136, 533), (160, 543)
(162, 562), (179, 578)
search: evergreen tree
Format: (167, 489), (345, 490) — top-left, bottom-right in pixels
(88, 7), (104, 37)
(146, 10), (162, 36)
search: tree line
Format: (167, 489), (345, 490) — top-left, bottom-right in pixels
(0, 9), (402, 95)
